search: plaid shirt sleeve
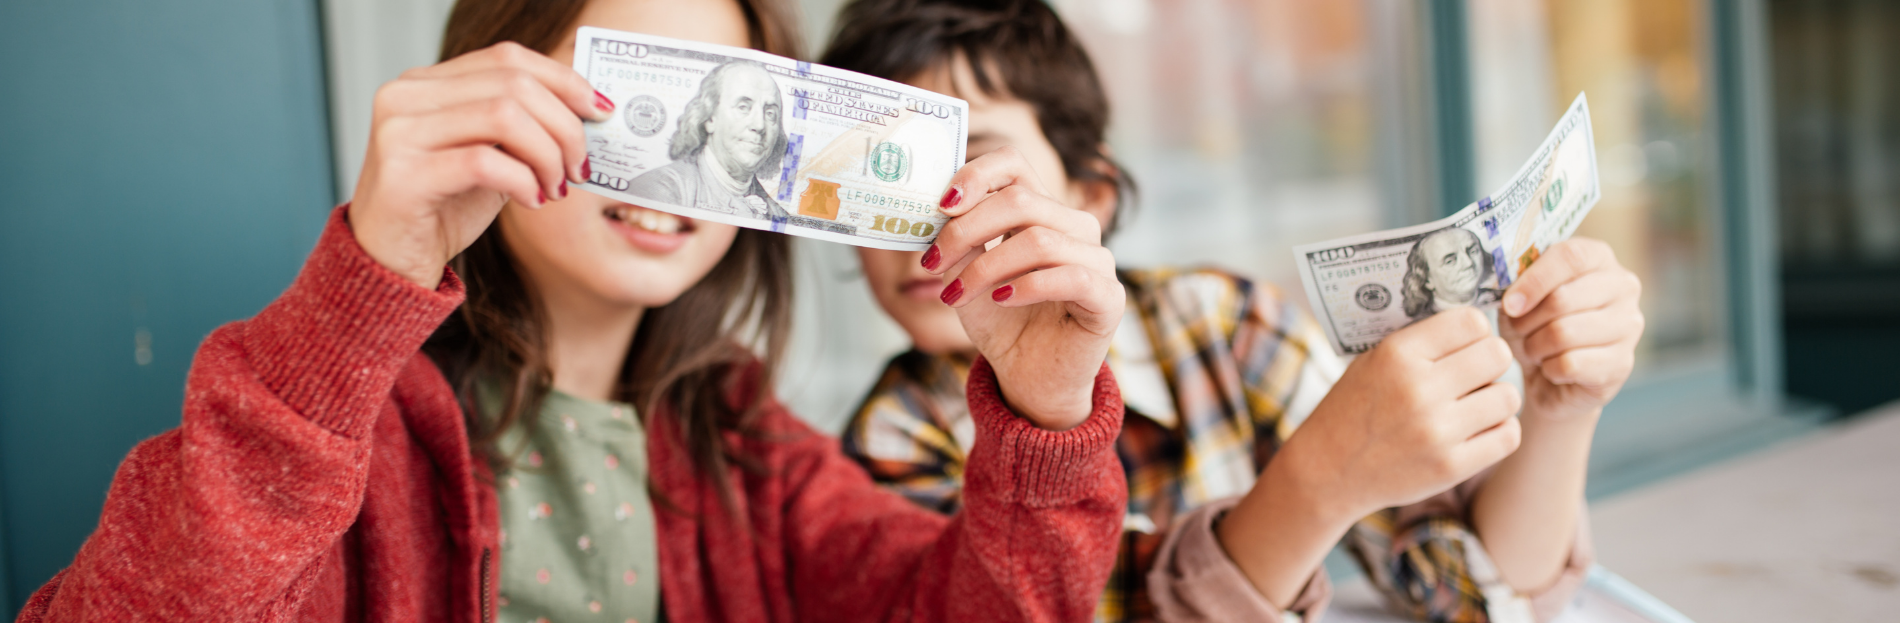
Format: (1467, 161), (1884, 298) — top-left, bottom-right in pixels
(838, 351), (973, 515)
(1229, 278), (1345, 447)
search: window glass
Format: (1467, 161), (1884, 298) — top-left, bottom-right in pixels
(1772, 0), (1900, 268)
(1469, 0), (1724, 371)
(1057, 0), (1409, 306)
(1769, 0), (1900, 413)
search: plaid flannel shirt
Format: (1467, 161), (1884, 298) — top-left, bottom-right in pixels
(841, 267), (1515, 622)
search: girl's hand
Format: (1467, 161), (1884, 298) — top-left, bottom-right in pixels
(1498, 238), (1645, 423)
(926, 147), (1124, 431)
(1274, 308), (1525, 518)
(348, 42), (612, 289)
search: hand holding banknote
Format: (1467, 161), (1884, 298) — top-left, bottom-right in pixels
(1217, 307), (1523, 605)
(930, 147), (1123, 431)
(1296, 94), (1603, 355)
(1282, 308), (1523, 512)
(349, 42), (605, 289)
(1498, 238), (1644, 422)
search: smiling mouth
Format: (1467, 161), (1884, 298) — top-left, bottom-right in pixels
(603, 204), (694, 235)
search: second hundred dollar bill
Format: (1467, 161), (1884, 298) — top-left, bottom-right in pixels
(572, 26), (967, 250)
(1295, 94), (1601, 355)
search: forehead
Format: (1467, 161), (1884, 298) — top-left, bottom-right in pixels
(1421, 230), (1472, 252)
(718, 65), (777, 96)
(903, 53), (1048, 149)
(904, 51), (1018, 112)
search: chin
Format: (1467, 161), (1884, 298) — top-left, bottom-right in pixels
(584, 261), (702, 308)
(901, 311), (973, 356)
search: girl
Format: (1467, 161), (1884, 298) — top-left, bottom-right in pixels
(824, 1), (1645, 621)
(16, 0), (1131, 621)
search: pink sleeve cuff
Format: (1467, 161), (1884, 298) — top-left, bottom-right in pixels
(1147, 497), (1331, 622)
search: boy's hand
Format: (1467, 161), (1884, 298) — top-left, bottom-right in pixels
(1499, 238), (1645, 423)
(1277, 308), (1524, 519)
(926, 147), (1124, 431)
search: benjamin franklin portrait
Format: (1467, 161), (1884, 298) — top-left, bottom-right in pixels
(627, 60), (791, 221)
(1401, 227), (1501, 320)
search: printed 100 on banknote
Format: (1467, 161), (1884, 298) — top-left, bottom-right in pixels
(572, 26), (968, 250)
(1295, 94), (1601, 356)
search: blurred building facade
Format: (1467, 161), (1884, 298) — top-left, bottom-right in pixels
(1771, 0), (1900, 415)
(1, 0), (1895, 613)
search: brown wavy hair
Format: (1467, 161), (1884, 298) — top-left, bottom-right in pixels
(819, 0), (1135, 234)
(424, 0), (804, 512)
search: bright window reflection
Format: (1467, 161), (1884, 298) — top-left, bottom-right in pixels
(1057, 0), (1391, 305)
(1470, 0), (1723, 370)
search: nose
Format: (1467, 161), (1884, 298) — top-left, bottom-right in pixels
(745, 105), (766, 133)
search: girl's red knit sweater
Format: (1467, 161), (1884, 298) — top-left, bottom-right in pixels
(14, 207), (1127, 623)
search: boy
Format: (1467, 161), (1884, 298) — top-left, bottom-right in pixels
(825, 1), (1645, 621)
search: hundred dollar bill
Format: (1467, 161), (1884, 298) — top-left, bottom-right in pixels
(571, 26), (967, 250)
(1295, 94), (1601, 355)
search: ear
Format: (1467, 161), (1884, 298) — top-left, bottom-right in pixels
(1068, 156), (1122, 232)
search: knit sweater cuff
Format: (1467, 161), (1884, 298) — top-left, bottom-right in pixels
(243, 205), (465, 437)
(965, 357), (1124, 508)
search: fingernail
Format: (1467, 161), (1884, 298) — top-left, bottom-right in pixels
(920, 245), (941, 271)
(537, 190), (547, 205)
(991, 285), (1013, 303)
(558, 183), (568, 199)
(581, 159), (592, 182)
(1503, 292), (1525, 316)
(939, 279), (963, 305)
(939, 185), (962, 209)
(594, 90), (615, 113)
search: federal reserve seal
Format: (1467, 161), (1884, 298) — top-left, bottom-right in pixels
(1355, 283), (1392, 311)
(623, 94), (666, 138)
(870, 141), (908, 182)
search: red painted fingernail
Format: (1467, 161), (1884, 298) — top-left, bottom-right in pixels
(939, 279), (963, 305)
(581, 159), (592, 181)
(537, 190), (547, 204)
(991, 285), (1013, 302)
(920, 245), (941, 270)
(558, 183), (568, 199)
(939, 185), (962, 208)
(594, 90), (615, 113)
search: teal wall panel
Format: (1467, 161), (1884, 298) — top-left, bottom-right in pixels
(0, 0), (334, 610)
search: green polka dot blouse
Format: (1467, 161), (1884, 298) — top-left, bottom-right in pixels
(485, 387), (662, 623)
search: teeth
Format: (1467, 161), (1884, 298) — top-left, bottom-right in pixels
(609, 205), (682, 235)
